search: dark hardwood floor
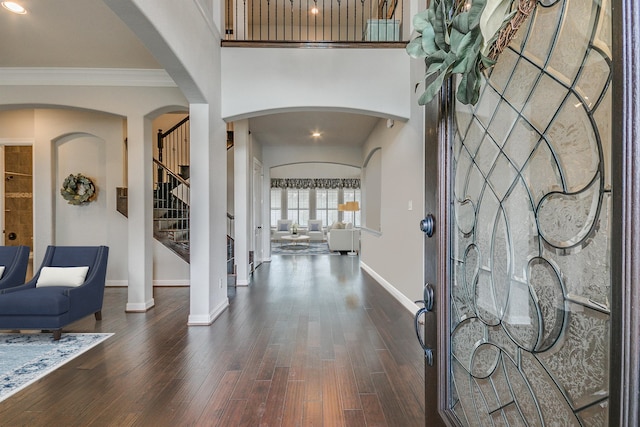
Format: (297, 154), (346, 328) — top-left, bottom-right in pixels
(0, 255), (425, 426)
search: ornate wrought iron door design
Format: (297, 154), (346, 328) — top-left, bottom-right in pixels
(448, 0), (611, 425)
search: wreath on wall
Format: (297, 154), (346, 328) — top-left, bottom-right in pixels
(406, 0), (537, 106)
(60, 173), (96, 205)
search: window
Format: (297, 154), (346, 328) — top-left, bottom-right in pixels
(343, 188), (361, 227)
(270, 188), (282, 227)
(287, 189), (310, 226)
(316, 188), (339, 227)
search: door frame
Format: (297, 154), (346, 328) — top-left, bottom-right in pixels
(610, 0), (640, 424)
(252, 158), (264, 267)
(425, 1), (640, 424)
(0, 139), (34, 248)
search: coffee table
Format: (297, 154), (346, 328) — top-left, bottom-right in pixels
(281, 234), (311, 249)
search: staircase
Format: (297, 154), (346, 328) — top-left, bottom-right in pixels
(152, 116), (191, 262)
(153, 162), (190, 262)
(116, 116), (237, 284)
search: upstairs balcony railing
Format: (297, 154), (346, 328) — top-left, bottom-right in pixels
(224, 0), (405, 42)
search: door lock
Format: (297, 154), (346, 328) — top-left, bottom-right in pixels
(420, 214), (436, 237)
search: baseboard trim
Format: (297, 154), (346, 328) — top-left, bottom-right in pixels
(187, 299), (229, 325)
(106, 280), (128, 287)
(106, 280), (190, 287)
(360, 261), (420, 315)
(126, 298), (155, 312)
(153, 280), (190, 287)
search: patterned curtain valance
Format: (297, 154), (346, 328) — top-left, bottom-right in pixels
(271, 178), (360, 189)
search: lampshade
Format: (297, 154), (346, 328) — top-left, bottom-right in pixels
(345, 201), (360, 211)
(338, 203), (347, 212)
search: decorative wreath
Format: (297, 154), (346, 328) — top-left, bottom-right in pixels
(60, 173), (96, 205)
(407, 0), (537, 105)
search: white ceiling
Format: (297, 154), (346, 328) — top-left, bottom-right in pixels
(0, 0), (160, 68)
(0, 0), (382, 147)
(249, 111), (379, 147)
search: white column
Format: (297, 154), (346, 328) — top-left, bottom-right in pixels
(126, 115), (154, 312)
(188, 103), (229, 324)
(233, 119), (250, 286)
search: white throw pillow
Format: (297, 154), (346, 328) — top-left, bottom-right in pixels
(36, 266), (89, 288)
(0, 266), (4, 279)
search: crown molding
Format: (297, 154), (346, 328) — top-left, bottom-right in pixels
(0, 68), (177, 87)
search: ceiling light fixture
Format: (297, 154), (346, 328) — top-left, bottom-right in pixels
(312, 131), (321, 137)
(311, 6), (319, 14)
(1, 1), (27, 14)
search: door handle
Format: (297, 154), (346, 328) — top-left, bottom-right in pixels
(414, 283), (435, 366)
(415, 283), (435, 311)
(414, 307), (434, 366)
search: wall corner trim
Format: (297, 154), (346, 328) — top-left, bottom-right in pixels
(187, 299), (229, 325)
(125, 299), (155, 312)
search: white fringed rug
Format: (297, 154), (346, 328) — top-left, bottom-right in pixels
(0, 332), (113, 403)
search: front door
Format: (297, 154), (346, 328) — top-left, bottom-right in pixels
(423, 0), (620, 424)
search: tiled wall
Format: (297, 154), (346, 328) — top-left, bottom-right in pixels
(4, 146), (33, 249)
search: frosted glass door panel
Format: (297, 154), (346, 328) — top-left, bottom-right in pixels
(448, 0), (612, 425)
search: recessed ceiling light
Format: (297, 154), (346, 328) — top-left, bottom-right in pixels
(2, 2), (27, 14)
(312, 131), (321, 137)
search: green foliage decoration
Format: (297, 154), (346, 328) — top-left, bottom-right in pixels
(406, 0), (523, 106)
(60, 173), (96, 205)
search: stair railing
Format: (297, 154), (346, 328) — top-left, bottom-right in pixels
(153, 159), (190, 262)
(157, 116), (190, 185)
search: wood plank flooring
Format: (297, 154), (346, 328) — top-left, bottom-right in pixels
(0, 255), (425, 426)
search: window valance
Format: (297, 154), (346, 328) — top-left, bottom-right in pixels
(271, 178), (360, 189)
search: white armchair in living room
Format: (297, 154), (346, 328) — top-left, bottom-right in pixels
(307, 219), (325, 241)
(272, 219), (293, 240)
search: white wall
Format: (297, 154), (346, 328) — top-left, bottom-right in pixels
(360, 105), (424, 307)
(221, 48), (411, 121)
(0, 107), (190, 285)
(262, 143), (362, 168)
(271, 163), (360, 178)
(32, 109), (128, 283)
(153, 241), (190, 285)
(55, 134), (108, 245)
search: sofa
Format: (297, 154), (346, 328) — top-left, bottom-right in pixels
(0, 245), (30, 290)
(0, 245), (109, 340)
(327, 222), (360, 252)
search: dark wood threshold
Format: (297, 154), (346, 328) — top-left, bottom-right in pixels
(221, 40), (408, 49)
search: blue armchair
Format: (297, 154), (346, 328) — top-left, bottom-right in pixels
(0, 246), (109, 340)
(0, 245), (30, 290)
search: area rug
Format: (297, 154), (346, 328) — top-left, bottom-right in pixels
(0, 333), (113, 403)
(271, 241), (339, 256)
